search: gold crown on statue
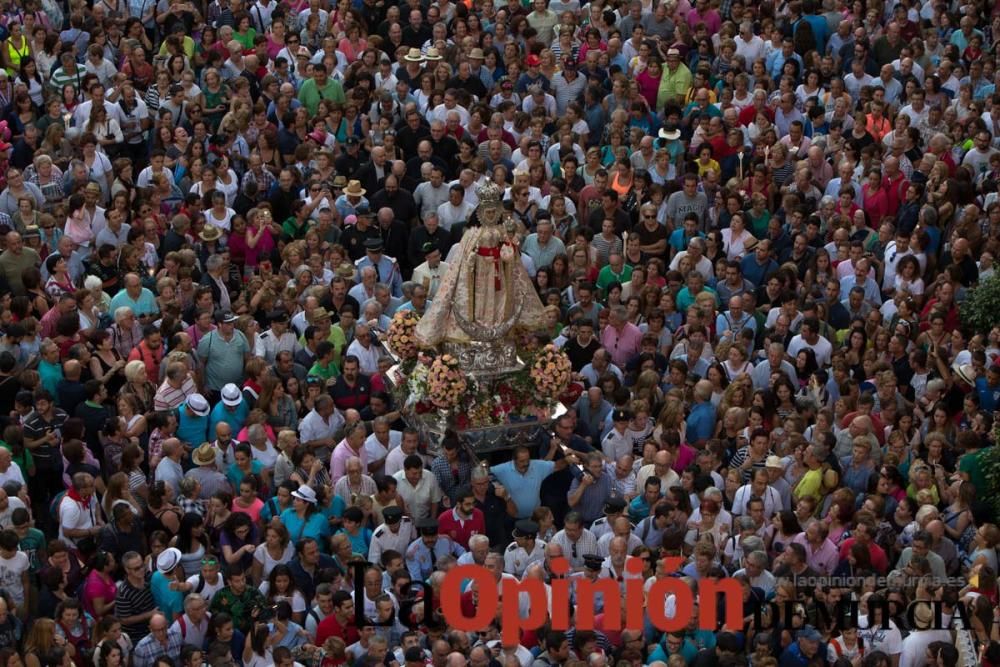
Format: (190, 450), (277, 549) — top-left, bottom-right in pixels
(476, 179), (504, 205)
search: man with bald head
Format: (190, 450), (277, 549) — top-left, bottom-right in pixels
(371, 175), (418, 229)
(133, 612), (183, 667)
(940, 236), (980, 287)
(110, 272), (160, 324)
(835, 415), (877, 460)
(356, 145), (389, 195)
(0, 232), (39, 296)
(637, 449), (680, 491)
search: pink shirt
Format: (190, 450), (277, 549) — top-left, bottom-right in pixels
(232, 496), (264, 523)
(601, 322), (643, 367)
(791, 533), (840, 576)
(329, 440), (367, 484)
(83, 570), (117, 618)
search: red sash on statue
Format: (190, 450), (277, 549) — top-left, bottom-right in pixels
(476, 246), (502, 290)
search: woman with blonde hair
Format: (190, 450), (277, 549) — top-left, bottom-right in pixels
(120, 359), (156, 414)
(24, 618), (70, 667)
(655, 389), (687, 443)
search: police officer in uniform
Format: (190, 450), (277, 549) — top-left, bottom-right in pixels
(504, 520), (546, 577)
(254, 310), (301, 365)
(600, 409), (633, 461)
(570, 554), (609, 612)
(368, 506), (416, 565)
(355, 237), (403, 298)
(334, 136), (366, 180)
(590, 497), (628, 540)
(340, 205), (381, 261)
(405, 517), (465, 580)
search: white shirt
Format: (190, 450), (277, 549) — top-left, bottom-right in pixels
(298, 409), (345, 448)
(392, 469), (443, 520)
(0, 462), (25, 488)
(427, 103), (470, 126)
(364, 431), (401, 469)
(730, 483), (782, 519)
(787, 333), (833, 367)
(436, 200), (473, 232)
(346, 339), (380, 374)
(856, 614), (903, 658)
(58, 493), (97, 545)
(735, 34), (765, 63)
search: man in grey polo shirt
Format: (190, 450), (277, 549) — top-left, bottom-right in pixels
(196, 310), (251, 401)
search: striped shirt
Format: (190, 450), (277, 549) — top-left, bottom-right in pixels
(153, 376), (197, 412)
(549, 527), (599, 569)
(115, 577), (157, 644)
(49, 65), (84, 94)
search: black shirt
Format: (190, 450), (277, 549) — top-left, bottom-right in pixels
(563, 336), (600, 372)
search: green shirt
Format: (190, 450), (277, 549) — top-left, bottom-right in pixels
(281, 216), (309, 241)
(0, 441), (33, 473)
(297, 77), (346, 116)
(18, 527), (45, 573)
(308, 359), (340, 383)
(596, 264), (632, 293)
(958, 449), (989, 500)
(197, 330), (251, 392)
(209, 585), (266, 633)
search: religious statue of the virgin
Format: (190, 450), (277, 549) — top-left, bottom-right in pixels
(414, 179), (545, 358)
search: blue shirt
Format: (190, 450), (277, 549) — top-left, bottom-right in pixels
(227, 460), (264, 490)
(109, 287), (160, 318)
(177, 405), (209, 447)
(686, 401), (716, 443)
(338, 526), (372, 555)
(209, 401), (250, 441)
(354, 255), (403, 297)
(490, 460), (556, 519)
(799, 15), (828, 55)
(976, 377), (1000, 413)
(668, 229), (705, 253)
(741, 255), (778, 287)
(280, 507), (331, 546)
(150, 570), (185, 621)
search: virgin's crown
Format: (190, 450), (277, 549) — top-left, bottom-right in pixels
(476, 179), (504, 205)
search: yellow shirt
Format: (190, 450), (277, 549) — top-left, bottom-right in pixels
(794, 468), (823, 502)
(696, 158), (720, 176)
(656, 62), (693, 110)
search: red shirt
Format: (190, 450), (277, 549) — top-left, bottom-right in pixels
(437, 507), (485, 549)
(315, 613), (359, 646)
(838, 538), (888, 574)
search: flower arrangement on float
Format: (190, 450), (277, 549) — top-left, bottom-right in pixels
(386, 310), (420, 364)
(397, 343), (576, 429)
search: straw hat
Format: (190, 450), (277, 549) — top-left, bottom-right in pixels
(343, 180), (366, 197)
(424, 47), (443, 61)
(403, 48), (425, 62)
(199, 225), (222, 242)
(193, 443), (216, 466)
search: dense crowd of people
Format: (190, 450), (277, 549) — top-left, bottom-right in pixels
(0, 0), (998, 665)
